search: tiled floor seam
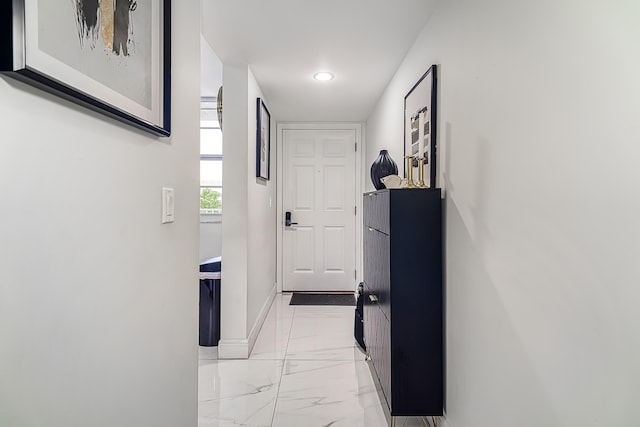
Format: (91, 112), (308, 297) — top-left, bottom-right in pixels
(268, 303), (296, 426)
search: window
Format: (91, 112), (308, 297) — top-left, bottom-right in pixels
(200, 98), (222, 214)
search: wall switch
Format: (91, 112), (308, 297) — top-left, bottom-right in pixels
(162, 187), (175, 223)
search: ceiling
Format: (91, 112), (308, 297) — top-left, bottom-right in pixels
(200, 0), (438, 122)
(200, 35), (224, 100)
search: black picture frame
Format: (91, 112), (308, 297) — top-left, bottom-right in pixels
(0, 0), (171, 136)
(256, 98), (271, 180)
(404, 64), (438, 187)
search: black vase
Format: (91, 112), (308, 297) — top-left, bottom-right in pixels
(370, 150), (398, 190)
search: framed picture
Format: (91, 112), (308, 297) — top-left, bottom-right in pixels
(404, 64), (438, 187)
(256, 98), (271, 180)
(0, 0), (171, 136)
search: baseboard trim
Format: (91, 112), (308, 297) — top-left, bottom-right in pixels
(218, 285), (277, 359)
(248, 284), (277, 354)
(217, 339), (250, 359)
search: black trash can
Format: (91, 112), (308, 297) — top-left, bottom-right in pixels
(199, 257), (221, 347)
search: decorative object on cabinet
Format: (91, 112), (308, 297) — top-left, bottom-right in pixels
(362, 189), (443, 419)
(416, 157), (427, 188)
(370, 150), (398, 190)
(217, 86), (223, 132)
(0, 0), (172, 136)
(381, 174), (402, 189)
(404, 65), (438, 187)
(256, 98), (271, 180)
(404, 155), (417, 188)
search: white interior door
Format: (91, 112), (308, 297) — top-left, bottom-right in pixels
(282, 128), (357, 292)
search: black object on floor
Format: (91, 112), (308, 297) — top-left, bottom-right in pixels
(199, 257), (221, 346)
(290, 293), (355, 306)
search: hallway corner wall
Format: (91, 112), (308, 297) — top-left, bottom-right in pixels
(366, 0), (640, 425)
(219, 64), (277, 358)
(0, 1), (201, 425)
(246, 68), (278, 336)
(220, 63), (250, 357)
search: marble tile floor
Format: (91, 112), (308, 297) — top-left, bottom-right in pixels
(198, 293), (433, 427)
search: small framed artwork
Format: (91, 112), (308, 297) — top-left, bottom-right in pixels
(0, 0), (171, 136)
(404, 64), (438, 187)
(256, 98), (271, 180)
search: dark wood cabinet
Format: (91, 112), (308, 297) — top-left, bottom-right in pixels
(363, 188), (443, 416)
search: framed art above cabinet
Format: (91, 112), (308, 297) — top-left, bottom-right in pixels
(404, 64), (437, 187)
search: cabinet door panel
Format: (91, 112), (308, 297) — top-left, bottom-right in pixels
(363, 191), (389, 234)
(363, 226), (378, 301)
(363, 228), (390, 320)
(363, 282), (376, 348)
(377, 314), (391, 408)
(368, 229), (390, 320)
(373, 190), (390, 234)
(363, 192), (375, 228)
(364, 302), (391, 408)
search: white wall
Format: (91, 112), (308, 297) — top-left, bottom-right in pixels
(220, 63), (250, 357)
(200, 35), (223, 98)
(200, 216), (222, 260)
(0, 2), (201, 426)
(366, 0), (640, 425)
(246, 70), (278, 331)
(219, 64), (276, 358)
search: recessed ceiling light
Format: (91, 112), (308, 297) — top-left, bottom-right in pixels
(313, 72), (334, 81)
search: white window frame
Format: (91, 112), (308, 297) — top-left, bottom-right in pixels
(200, 97), (222, 217)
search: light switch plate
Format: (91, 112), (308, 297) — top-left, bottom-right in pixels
(162, 187), (175, 223)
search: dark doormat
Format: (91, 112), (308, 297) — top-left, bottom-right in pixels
(290, 293), (355, 306)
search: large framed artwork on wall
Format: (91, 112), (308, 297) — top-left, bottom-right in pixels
(0, 0), (171, 136)
(404, 64), (438, 187)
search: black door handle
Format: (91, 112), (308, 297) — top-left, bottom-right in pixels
(285, 211), (298, 227)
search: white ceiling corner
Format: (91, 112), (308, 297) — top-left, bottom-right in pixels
(201, 0), (438, 122)
(200, 35), (223, 98)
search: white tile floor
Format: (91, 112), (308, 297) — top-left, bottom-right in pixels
(198, 293), (433, 427)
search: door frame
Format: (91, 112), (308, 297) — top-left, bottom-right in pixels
(276, 122), (364, 293)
